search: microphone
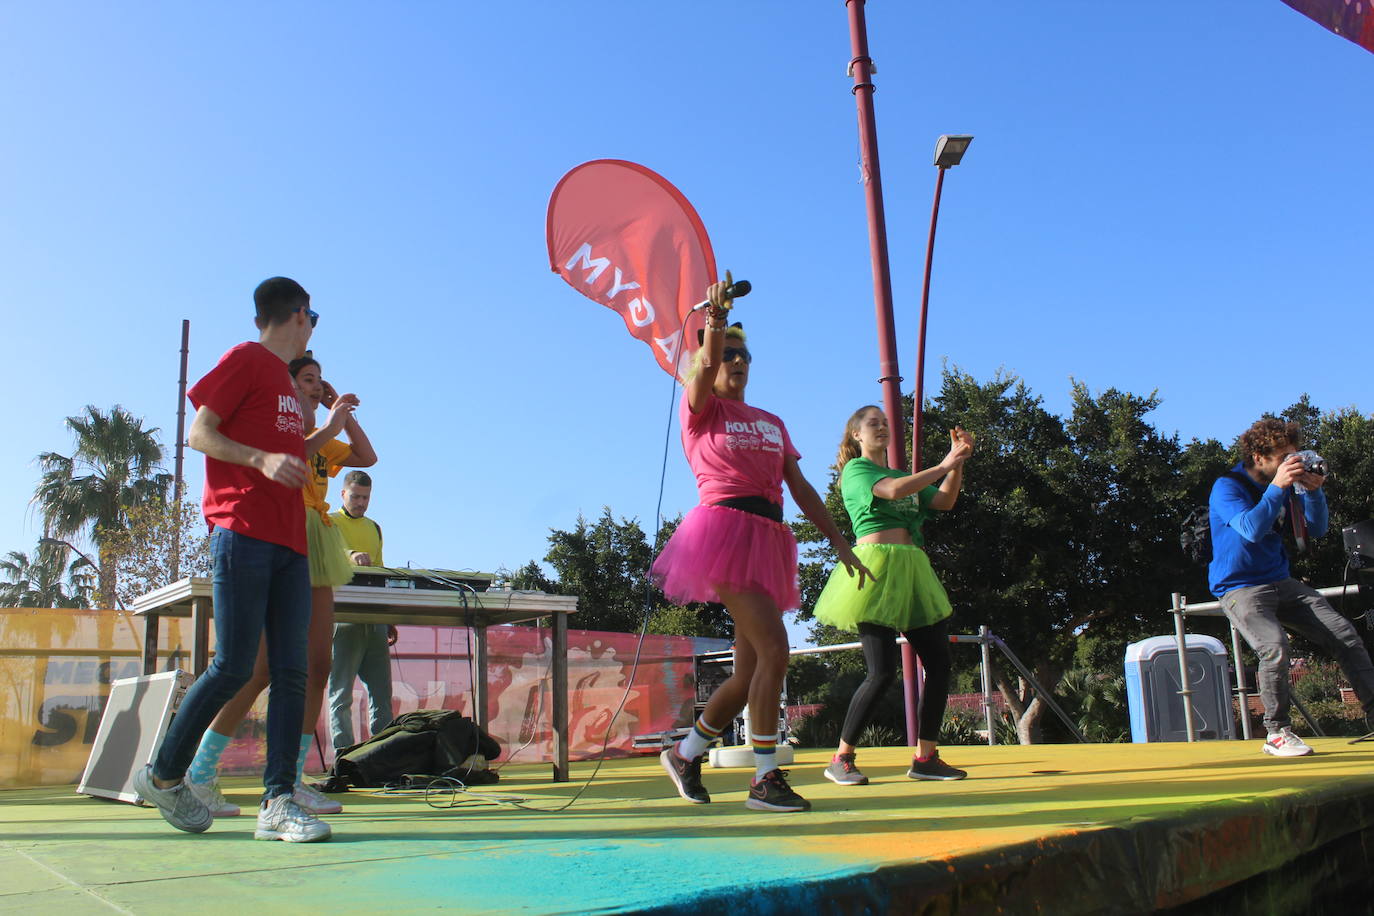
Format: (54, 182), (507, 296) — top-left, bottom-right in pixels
(690, 279), (752, 311)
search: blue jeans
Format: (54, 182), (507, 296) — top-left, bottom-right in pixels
(327, 623), (395, 750)
(152, 527), (310, 799)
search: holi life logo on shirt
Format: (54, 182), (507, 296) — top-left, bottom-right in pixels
(274, 394), (305, 438)
(722, 418), (783, 453)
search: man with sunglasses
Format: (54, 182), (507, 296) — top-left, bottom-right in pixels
(136, 277), (332, 842)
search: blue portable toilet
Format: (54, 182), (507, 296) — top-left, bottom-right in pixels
(1124, 635), (1233, 742)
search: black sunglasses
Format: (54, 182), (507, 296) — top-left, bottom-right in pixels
(723, 346), (751, 364)
(299, 306), (319, 328)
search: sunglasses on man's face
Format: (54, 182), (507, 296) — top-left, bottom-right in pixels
(723, 346), (751, 364)
(299, 306), (319, 328)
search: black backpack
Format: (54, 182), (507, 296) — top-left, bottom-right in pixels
(328, 709), (502, 789)
(1180, 471), (1265, 566)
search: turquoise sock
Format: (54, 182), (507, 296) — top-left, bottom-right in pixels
(296, 734), (313, 783)
(187, 730), (231, 785)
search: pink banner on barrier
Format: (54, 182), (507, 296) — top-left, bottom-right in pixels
(1, 607), (728, 785)
(220, 626), (726, 776)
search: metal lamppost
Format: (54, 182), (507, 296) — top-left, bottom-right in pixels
(901, 134), (972, 749)
(911, 134), (972, 463)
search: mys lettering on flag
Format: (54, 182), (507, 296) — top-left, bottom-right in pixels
(546, 160), (717, 380)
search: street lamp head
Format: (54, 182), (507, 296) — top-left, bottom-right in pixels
(933, 134), (973, 169)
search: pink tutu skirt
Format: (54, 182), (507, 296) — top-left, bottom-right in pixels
(651, 504), (800, 612)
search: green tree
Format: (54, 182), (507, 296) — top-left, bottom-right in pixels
(33, 405), (171, 609)
(517, 508), (731, 638)
(98, 500), (211, 611)
(0, 544), (94, 608)
(797, 368), (1220, 743)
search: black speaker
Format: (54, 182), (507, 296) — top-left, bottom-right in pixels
(1344, 520), (1374, 567)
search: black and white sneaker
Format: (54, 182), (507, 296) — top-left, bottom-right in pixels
(746, 769), (811, 812)
(660, 748), (710, 804)
(906, 752), (967, 781)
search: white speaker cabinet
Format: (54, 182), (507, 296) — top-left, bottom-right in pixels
(78, 669), (194, 804)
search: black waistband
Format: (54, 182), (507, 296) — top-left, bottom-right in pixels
(711, 496), (783, 523)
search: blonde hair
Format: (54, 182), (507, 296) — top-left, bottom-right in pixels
(685, 325), (748, 382)
(836, 405), (883, 471)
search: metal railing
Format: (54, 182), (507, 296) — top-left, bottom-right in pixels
(697, 626), (1085, 746)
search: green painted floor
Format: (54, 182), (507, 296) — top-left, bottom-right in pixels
(4, 740), (1374, 914)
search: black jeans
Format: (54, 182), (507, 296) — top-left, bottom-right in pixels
(840, 618), (952, 747)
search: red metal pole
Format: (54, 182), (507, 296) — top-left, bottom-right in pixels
(844, 0), (918, 748)
(912, 166), (946, 466)
(171, 319), (189, 580)
(845, 0), (906, 473)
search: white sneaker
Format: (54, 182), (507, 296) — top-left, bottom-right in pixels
(133, 765), (212, 834)
(293, 781), (343, 815)
(254, 794), (332, 842)
(186, 778), (240, 817)
(1263, 727), (1314, 757)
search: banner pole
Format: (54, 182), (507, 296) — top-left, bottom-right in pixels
(845, 0), (918, 748)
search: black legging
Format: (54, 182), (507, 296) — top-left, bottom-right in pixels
(839, 618), (952, 747)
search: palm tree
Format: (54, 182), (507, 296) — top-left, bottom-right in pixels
(0, 546), (94, 609)
(33, 405), (171, 609)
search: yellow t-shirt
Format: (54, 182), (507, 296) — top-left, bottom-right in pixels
(330, 510), (383, 566)
(304, 438), (351, 523)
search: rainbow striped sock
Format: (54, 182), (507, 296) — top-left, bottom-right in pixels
(751, 732), (778, 780)
(677, 715), (724, 760)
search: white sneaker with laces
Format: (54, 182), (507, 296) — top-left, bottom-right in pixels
(1263, 727), (1313, 757)
(293, 781), (343, 814)
(133, 765), (212, 834)
(187, 778), (240, 817)
(255, 794), (332, 842)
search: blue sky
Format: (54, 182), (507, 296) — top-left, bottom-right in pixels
(3, 3), (1370, 643)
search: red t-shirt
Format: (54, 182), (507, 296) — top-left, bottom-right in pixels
(188, 342), (308, 555)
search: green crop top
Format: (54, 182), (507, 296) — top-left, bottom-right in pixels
(840, 457), (938, 544)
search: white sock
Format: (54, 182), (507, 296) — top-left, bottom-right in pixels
(676, 715), (724, 760)
(751, 732), (778, 780)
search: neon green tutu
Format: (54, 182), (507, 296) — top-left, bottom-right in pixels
(813, 543), (951, 633)
(306, 511), (355, 588)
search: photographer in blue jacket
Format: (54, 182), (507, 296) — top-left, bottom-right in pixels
(1210, 417), (1374, 757)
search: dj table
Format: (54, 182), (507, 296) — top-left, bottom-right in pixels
(132, 575), (580, 780)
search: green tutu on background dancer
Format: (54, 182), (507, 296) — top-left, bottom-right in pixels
(813, 405), (974, 786)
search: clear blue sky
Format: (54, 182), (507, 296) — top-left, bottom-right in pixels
(3, 3), (1370, 642)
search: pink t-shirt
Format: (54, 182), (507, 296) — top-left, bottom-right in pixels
(680, 392), (800, 507)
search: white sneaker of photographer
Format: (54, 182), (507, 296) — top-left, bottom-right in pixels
(292, 781), (343, 814)
(254, 794), (332, 842)
(1263, 727), (1313, 757)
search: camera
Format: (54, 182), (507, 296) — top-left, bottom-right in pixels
(1297, 449), (1328, 476)
(1293, 449), (1328, 494)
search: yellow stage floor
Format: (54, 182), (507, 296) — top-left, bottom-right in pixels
(4, 740), (1374, 914)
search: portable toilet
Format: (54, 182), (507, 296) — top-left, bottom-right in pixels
(1124, 634), (1233, 742)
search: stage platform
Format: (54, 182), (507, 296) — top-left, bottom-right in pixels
(4, 740), (1374, 915)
